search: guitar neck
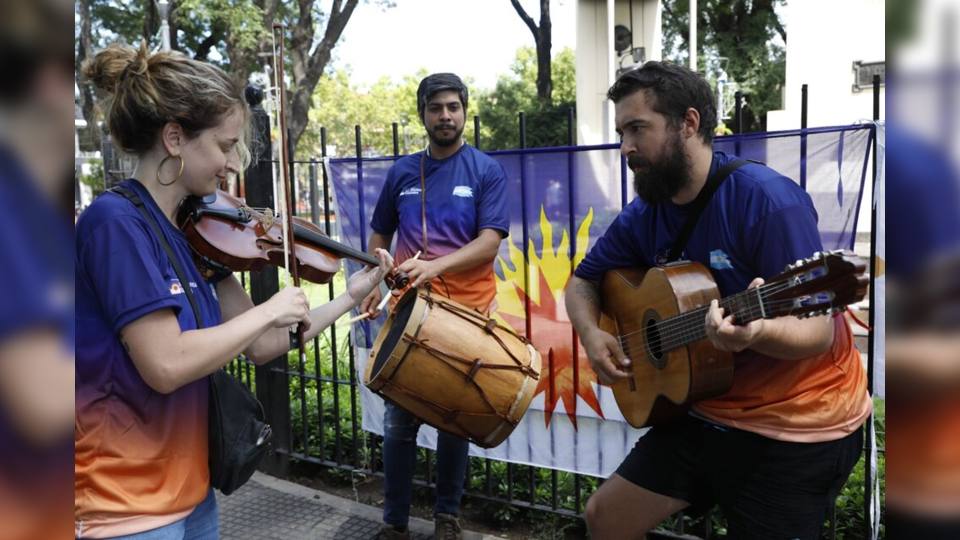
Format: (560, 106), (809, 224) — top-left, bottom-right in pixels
(655, 283), (778, 353)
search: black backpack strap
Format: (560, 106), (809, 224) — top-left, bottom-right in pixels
(666, 159), (749, 263)
(111, 185), (203, 329)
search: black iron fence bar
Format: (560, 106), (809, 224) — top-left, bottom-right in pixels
(355, 125), (368, 253)
(287, 128), (298, 215)
(392, 122), (400, 157)
(309, 159), (320, 225)
(474, 115), (481, 149)
(734, 90), (743, 156)
(564, 107), (579, 515)
(862, 73), (882, 540)
(320, 126), (334, 461)
(800, 84), (809, 191)
(349, 332), (360, 467)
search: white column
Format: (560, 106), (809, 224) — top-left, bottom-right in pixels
(689, 0), (697, 70)
(158, 0), (171, 51)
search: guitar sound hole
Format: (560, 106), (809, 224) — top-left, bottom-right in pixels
(645, 318), (666, 369)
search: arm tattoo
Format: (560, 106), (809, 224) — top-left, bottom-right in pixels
(573, 279), (600, 307)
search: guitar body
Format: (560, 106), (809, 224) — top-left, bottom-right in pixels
(600, 263), (734, 428)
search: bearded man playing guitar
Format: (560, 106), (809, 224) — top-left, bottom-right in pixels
(564, 62), (872, 539)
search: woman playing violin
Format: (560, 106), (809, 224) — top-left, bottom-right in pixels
(75, 43), (392, 540)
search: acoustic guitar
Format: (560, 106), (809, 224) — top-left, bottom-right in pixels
(599, 250), (868, 428)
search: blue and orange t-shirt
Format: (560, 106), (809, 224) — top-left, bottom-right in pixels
(75, 180), (222, 538)
(370, 144), (509, 311)
(574, 151), (871, 442)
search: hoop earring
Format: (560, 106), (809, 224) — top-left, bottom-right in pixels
(157, 155), (184, 186)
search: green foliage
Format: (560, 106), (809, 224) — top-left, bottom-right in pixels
(661, 0), (786, 132)
(175, 0), (266, 66)
(78, 158), (106, 199)
(300, 69), (430, 157)
(298, 47), (580, 157)
(827, 399), (886, 540)
(474, 47), (577, 150)
(86, 0), (263, 66)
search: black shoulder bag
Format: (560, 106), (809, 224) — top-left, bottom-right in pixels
(111, 185), (272, 495)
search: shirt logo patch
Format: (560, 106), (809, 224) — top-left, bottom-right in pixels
(452, 186), (473, 198)
(400, 187), (422, 197)
(710, 249), (734, 270)
(170, 279), (184, 295)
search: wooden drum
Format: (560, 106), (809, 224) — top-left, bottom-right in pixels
(364, 288), (541, 448)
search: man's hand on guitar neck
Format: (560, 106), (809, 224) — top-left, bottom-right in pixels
(705, 277), (766, 353)
(705, 277), (835, 358)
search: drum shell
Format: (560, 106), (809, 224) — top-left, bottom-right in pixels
(365, 289), (541, 448)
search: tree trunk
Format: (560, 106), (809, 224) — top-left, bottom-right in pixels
(76, 0), (101, 152)
(285, 0), (360, 154)
(510, 0), (553, 106)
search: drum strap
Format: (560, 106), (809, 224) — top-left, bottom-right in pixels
(419, 151), (453, 298)
(419, 151), (429, 256)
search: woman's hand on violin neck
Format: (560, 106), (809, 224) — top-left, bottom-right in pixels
(348, 248), (394, 306)
(262, 286), (312, 331)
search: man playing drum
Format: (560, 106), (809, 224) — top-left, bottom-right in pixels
(360, 73), (509, 540)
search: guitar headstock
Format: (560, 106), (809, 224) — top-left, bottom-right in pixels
(762, 251), (869, 319)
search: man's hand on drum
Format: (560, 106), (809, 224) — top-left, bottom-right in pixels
(349, 248), (394, 307)
(397, 257), (444, 289)
(581, 327), (631, 385)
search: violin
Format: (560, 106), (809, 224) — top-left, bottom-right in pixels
(176, 189), (408, 289)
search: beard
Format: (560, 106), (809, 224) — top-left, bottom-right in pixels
(629, 131), (691, 204)
(427, 122), (464, 147)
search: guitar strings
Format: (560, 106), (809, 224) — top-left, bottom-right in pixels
(612, 278), (798, 342)
(615, 296), (831, 358)
(612, 280), (830, 357)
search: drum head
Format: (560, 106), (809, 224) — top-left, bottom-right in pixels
(370, 289), (419, 379)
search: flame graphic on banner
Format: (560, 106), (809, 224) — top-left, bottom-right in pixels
(493, 207), (604, 428)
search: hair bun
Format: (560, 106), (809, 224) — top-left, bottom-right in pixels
(82, 42), (151, 94)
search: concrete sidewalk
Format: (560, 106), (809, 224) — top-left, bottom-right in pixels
(217, 472), (504, 540)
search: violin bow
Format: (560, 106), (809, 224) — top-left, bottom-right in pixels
(271, 23), (308, 357)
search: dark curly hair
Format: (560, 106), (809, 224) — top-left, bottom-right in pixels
(607, 61), (718, 143)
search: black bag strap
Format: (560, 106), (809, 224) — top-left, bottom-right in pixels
(666, 158), (749, 263)
(111, 184), (204, 329)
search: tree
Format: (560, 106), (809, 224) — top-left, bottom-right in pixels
(76, 0), (391, 155)
(300, 69), (423, 157)
(661, 0), (786, 132)
(76, 0), (102, 151)
(475, 47), (576, 150)
(509, 0), (553, 106)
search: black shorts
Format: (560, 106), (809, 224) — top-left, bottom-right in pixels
(885, 510), (960, 540)
(615, 414), (863, 540)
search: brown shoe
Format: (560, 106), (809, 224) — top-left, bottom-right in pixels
(433, 513), (463, 540)
(374, 524), (410, 539)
